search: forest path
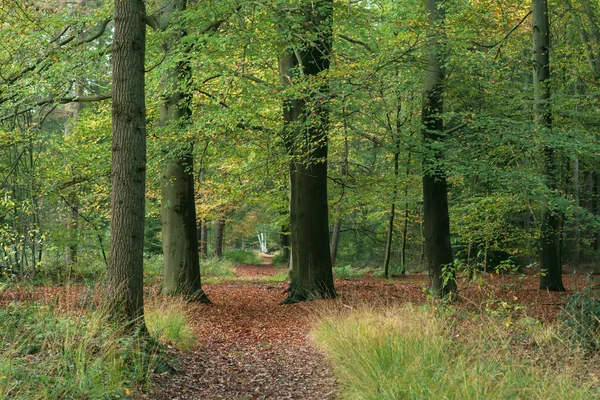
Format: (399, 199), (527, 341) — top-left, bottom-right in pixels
(147, 260), (338, 400)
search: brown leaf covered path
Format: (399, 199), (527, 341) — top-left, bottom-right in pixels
(147, 262), (338, 400)
(145, 260), (592, 399)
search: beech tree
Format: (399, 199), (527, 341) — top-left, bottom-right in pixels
(422, 0), (456, 296)
(278, 0), (336, 303)
(148, 0), (209, 302)
(106, 0), (147, 325)
(533, 0), (565, 291)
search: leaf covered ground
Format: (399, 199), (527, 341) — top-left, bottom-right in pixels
(0, 260), (596, 399)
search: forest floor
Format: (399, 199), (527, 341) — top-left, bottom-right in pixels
(144, 259), (596, 399)
(0, 259), (597, 399)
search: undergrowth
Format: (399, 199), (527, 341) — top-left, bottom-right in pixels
(200, 257), (235, 277)
(224, 249), (263, 264)
(146, 297), (196, 350)
(312, 303), (599, 399)
(0, 303), (156, 399)
(333, 265), (372, 280)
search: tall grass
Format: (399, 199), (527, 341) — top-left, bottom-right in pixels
(146, 297), (196, 350)
(200, 257), (235, 277)
(0, 303), (155, 399)
(312, 303), (599, 400)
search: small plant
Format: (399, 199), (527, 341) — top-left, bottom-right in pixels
(333, 265), (371, 280)
(200, 257), (235, 277)
(146, 298), (196, 350)
(561, 283), (600, 351)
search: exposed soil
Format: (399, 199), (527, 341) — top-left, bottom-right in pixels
(1, 260), (597, 399)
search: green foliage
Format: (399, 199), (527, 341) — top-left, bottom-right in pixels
(200, 257), (235, 277)
(313, 304), (598, 400)
(271, 251), (289, 268)
(146, 298), (196, 351)
(333, 265), (371, 280)
(144, 254), (164, 287)
(0, 303), (155, 399)
(224, 249), (262, 265)
(561, 283), (600, 351)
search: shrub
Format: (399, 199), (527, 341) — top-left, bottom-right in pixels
(224, 249), (263, 264)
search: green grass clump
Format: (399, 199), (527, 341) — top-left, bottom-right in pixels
(333, 265), (371, 280)
(313, 304), (598, 400)
(146, 298), (196, 350)
(224, 249), (263, 264)
(0, 303), (155, 399)
(200, 257), (235, 277)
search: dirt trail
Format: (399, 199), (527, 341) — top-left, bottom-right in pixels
(147, 262), (337, 400)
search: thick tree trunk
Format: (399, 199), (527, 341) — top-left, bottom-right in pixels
(214, 216), (225, 259)
(534, 0), (565, 291)
(421, 0), (456, 297)
(107, 0), (147, 326)
(161, 153), (208, 302)
(155, 0), (208, 302)
(279, 0), (336, 303)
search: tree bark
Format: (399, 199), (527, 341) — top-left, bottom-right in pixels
(161, 153), (208, 301)
(107, 0), (147, 326)
(422, 0), (457, 297)
(215, 216), (225, 259)
(384, 134), (401, 278)
(156, 0), (208, 302)
(534, 0), (565, 291)
(279, 0), (336, 303)
(200, 218), (208, 258)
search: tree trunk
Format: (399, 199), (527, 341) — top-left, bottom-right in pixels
(384, 140), (400, 278)
(533, 0), (565, 291)
(279, 0), (336, 303)
(330, 214), (342, 267)
(200, 218), (208, 258)
(107, 0), (147, 326)
(421, 0), (456, 297)
(155, 0), (208, 302)
(280, 224), (290, 262)
(161, 153), (208, 302)
(215, 216), (225, 259)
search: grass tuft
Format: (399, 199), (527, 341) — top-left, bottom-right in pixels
(146, 297), (196, 350)
(200, 257), (235, 277)
(0, 303), (156, 399)
(312, 303), (599, 399)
